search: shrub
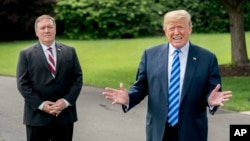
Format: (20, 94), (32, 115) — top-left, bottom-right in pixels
(55, 0), (165, 39)
(0, 0), (56, 41)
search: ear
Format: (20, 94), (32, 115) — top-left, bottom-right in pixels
(163, 29), (168, 36)
(188, 26), (192, 34)
(35, 30), (39, 37)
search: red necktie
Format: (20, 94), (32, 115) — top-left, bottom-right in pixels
(47, 47), (56, 76)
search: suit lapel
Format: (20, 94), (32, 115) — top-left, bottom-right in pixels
(159, 43), (169, 100)
(55, 43), (62, 75)
(34, 43), (52, 74)
(180, 44), (199, 103)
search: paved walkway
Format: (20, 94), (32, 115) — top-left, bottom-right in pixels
(0, 76), (249, 141)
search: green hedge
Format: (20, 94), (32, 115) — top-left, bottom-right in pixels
(55, 0), (250, 39)
(0, 0), (249, 40)
(161, 0), (230, 33)
(55, 0), (165, 39)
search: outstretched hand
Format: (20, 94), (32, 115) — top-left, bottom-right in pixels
(102, 83), (129, 105)
(208, 84), (232, 107)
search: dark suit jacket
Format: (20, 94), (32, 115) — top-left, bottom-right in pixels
(124, 42), (220, 141)
(16, 42), (83, 126)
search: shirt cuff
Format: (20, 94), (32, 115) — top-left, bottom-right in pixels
(208, 103), (214, 110)
(63, 99), (71, 107)
(38, 102), (45, 110)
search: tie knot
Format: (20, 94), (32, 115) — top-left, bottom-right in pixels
(175, 49), (180, 54)
(48, 47), (52, 51)
(47, 47), (54, 57)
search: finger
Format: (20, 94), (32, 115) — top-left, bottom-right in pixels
(50, 104), (60, 109)
(46, 101), (56, 105)
(213, 84), (221, 93)
(55, 99), (64, 104)
(222, 99), (230, 102)
(104, 87), (118, 93)
(49, 110), (56, 115)
(105, 95), (114, 101)
(112, 100), (117, 105)
(102, 92), (113, 97)
(220, 93), (232, 99)
(223, 94), (232, 99)
(120, 82), (125, 91)
(222, 91), (232, 95)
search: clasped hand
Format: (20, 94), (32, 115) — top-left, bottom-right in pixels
(42, 99), (67, 116)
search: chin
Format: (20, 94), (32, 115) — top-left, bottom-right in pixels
(172, 43), (185, 48)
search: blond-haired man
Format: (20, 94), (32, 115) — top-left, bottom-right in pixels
(103, 10), (232, 141)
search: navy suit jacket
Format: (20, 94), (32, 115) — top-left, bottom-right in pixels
(124, 42), (220, 141)
(16, 42), (83, 126)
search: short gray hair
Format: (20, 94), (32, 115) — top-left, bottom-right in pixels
(34, 15), (56, 29)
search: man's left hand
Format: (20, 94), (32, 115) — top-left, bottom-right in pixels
(208, 84), (232, 107)
(49, 99), (67, 116)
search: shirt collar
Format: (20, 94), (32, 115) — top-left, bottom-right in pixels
(169, 41), (190, 57)
(40, 41), (56, 52)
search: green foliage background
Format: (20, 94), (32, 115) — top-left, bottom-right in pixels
(55, 0), (165, 39)
(54, 0), (250, 40)
(0, 0), (250, 40)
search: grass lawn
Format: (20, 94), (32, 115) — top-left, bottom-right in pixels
(0, 32), (250, 112)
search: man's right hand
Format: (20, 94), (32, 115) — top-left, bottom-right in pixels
(102, 82), (129, 105)
(42, 101), (56, 115)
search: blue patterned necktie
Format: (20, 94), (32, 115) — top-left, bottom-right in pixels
(168, 49), (181, 126)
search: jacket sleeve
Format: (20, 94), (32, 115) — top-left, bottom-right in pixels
(16, 49), (44, 111)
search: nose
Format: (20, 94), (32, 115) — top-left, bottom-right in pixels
(173, 28), (179, 34)
(45, 27), (50, 32)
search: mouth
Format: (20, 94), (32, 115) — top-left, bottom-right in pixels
(173, 36), (182, 41)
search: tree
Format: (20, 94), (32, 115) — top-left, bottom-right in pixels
(219, 0), (250, 66)
(0, 0), (56, 41)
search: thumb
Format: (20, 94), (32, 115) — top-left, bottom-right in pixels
(213, 84), (221, 92)
(120, 82), (125, 91)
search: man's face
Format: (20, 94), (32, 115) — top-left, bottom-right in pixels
(35, 18), (56, 46)
(164, 19), (192, 48)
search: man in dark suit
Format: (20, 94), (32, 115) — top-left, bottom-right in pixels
(102, 10), (232, 141)
(16, 15), (83, 141)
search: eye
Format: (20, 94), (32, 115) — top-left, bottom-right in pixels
(47, 26), (53, 29)
(177, 26), (184, 29)
(168, 27), (175, 31)
(40, 26), (46, 30)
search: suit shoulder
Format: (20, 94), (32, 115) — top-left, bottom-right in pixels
(56, 42), (74, 49)
(145, 43), (168, 52)
(55, 42), (78, 56)
(191, 43), (216, 56)
(19, 42), (39, 53)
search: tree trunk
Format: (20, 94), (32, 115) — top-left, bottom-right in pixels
(219, 0), (250, 66)
(229, 9), (249, 65)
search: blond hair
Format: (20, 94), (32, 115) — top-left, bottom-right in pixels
(163, 10), (192, 30)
